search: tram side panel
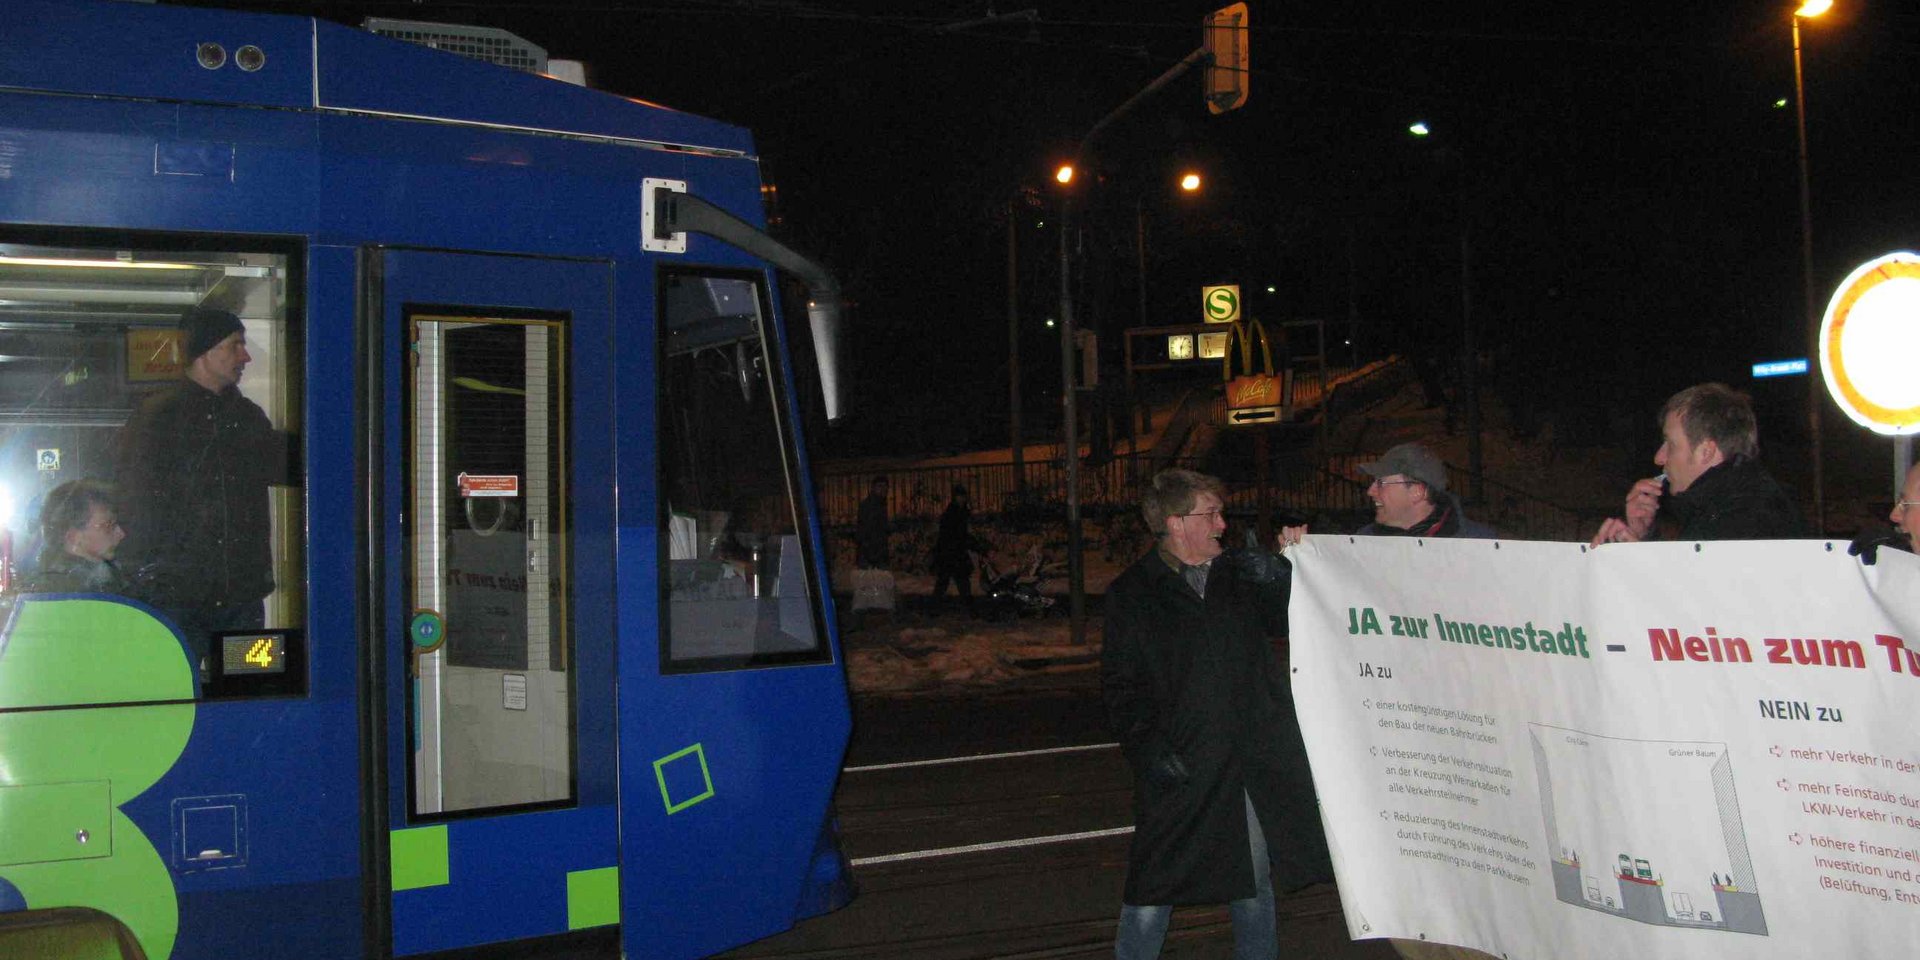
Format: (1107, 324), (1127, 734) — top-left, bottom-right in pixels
(611, 160), (855, 958)
(308, 101), (854, 955)
(0, 92), (364, 960)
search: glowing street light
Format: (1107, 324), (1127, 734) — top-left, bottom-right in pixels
(1792, 0), (1833, 530)
(1054, 164), (1074, 185)
(1408, 121), (1431, 137)
(1179, 172), (1202, 192)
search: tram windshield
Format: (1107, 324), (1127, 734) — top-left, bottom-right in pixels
(659, 270), (828, 671)
(0, 236), (304, 683)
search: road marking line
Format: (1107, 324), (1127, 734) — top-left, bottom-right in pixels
(843, 742), (1117, 773)
(850, 826), (1135, 866)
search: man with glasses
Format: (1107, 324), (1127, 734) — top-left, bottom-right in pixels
(1890, 468), (1920, 554)
(1101, 468), (1325, 960)
(1357, 442), (1495, 539)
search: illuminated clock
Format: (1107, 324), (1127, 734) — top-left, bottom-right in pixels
(1166, 334), (1195, 360)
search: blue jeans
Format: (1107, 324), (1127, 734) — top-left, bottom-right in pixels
(1116, 791), (1277, 960)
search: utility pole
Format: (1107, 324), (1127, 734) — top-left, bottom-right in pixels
(1053, 4), (1247, 646)
(1008, 194), (1024, 500)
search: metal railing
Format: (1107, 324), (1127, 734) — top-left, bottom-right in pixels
(815, 357), (1598, 543)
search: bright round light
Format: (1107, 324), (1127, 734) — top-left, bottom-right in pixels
(1820, 251), (1920, 435)
(1409, 122), (1431, 136)
(1180, 173), (1201, 191)
(1837, 281), (1920, 406)
(1795, 0), (1832, 19)
(1054, 165), (1074, 185)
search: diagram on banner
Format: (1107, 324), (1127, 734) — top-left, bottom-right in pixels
(1530, 724), (1768, 937)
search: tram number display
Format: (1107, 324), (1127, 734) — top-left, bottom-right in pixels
(203, 629), (305, 699)
(222, 634), (286, 674)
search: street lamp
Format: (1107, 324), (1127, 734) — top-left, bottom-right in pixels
(1007, 188), (1028, 503)
(1793, 0), (1831, 532)
(1401, 121), (1483, 502)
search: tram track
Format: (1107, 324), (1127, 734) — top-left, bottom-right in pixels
(722, 689), (1390, 959)
(731, 872), (1351, 959)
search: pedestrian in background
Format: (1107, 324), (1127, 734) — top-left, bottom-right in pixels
(929, 483), (974, 614)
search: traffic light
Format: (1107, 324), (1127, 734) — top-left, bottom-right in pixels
(1205, 3), (1248, 114)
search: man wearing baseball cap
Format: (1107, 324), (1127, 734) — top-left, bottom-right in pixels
(115, 306), (293, 668)
(1353, 446), (1499, 960)
(1356, 442), (1495, 539)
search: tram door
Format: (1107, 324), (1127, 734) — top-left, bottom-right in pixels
(375, 250), (619, 956)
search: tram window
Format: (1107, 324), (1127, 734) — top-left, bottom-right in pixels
(0, 237), (305, 688)
(659, 270), (829, 672)
(405, 308), (574, 817)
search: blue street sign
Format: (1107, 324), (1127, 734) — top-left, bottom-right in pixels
(1752, 358), (1809, 378)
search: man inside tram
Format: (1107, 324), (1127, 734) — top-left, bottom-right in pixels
(18, 478), (127, 595)
(113, 306), (292, 666)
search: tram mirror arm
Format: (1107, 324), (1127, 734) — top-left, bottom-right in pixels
(652, 187), (845, 421)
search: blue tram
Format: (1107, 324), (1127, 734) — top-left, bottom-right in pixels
(0, 2), (854, 958)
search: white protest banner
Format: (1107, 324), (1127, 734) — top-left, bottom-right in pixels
(1289, 536), (1920, 960)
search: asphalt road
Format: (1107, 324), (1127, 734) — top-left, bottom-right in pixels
(720, 681), (1398, 959)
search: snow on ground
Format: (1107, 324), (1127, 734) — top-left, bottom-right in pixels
(836, 548), (1125, 695)
(842, 611), (1097, 694)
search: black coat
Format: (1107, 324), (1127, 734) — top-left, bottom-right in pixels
(930, 500), (972, 575)
(114, 380), (288, 614)
(1667, 457), (1804, 541)
(20, 548), (127, 595)
(1101, 548), (1331, 905)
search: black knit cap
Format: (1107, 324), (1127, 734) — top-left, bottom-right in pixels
(181, 306), (244, 363)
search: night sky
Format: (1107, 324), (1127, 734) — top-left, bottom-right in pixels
(183, 0), (1920, 460)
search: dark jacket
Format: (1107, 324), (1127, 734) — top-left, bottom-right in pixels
(114, 380), (287, 614)
(930, 499), (972, 574)
(1357, 491), (1496, 539)
(1667, 457), (1804, 541)
(1101, 547), (1331, 905)
(19, 548), (127, 595)
(855, 493), (889, 568)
